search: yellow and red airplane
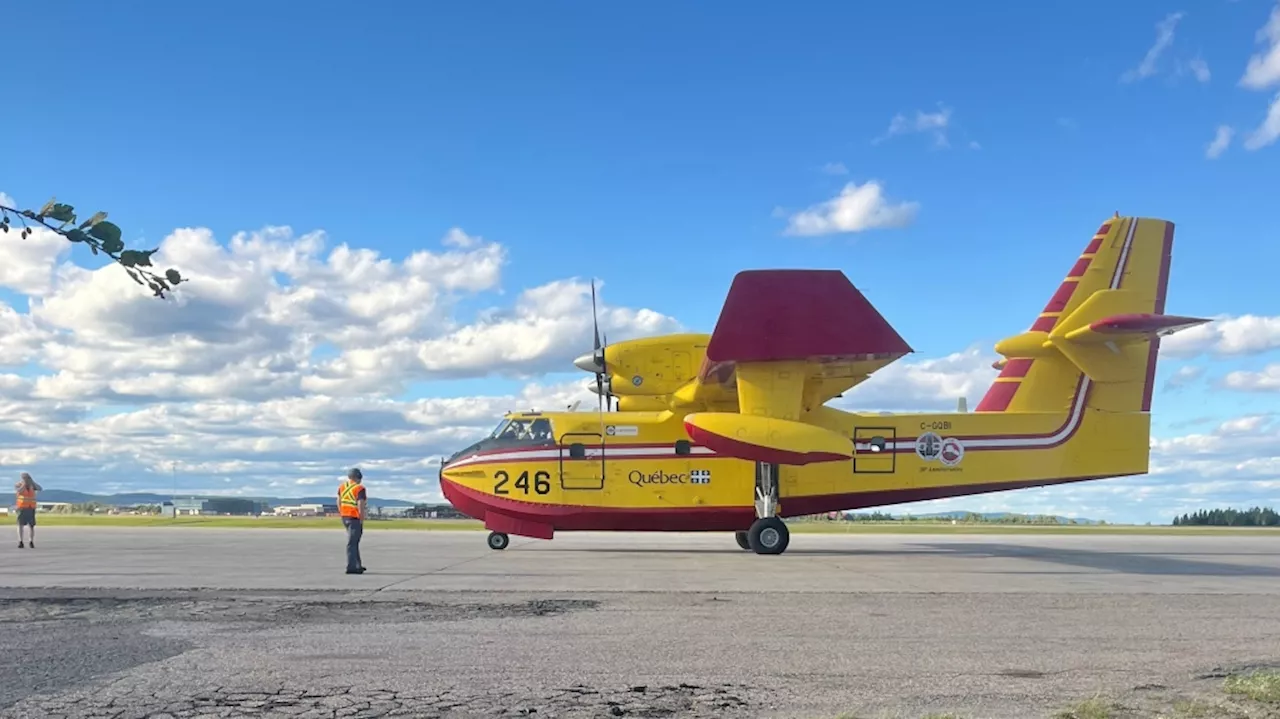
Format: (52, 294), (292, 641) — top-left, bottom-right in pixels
(439, 214), (1209, 555)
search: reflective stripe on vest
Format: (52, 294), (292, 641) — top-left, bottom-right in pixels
(16, 487), (36, 510)
(338, 480), (361, 517)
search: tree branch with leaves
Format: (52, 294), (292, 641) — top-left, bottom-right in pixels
(0, 197), (184, 298)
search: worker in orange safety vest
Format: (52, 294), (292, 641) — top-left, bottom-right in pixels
(15, 472), (41, 549)
(337, 468), (367, 574)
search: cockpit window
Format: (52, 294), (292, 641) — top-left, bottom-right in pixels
(446, 417), (555, 464)
(495, 418), (553, 442)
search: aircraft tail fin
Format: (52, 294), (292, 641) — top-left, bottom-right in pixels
(977, 216), (1208, 415)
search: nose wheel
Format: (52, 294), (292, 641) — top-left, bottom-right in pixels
(487, 531), (510, 550)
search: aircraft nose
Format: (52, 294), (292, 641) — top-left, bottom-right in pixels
(573, 352), (601, 372)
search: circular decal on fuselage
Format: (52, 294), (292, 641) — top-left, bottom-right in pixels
(915, 432), (942, 461)
(939, 437), (965, 467)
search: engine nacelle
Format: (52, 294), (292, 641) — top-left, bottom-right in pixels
(575, 333), (710, 397)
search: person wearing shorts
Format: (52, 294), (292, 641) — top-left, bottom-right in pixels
(15, 472), (40, 548)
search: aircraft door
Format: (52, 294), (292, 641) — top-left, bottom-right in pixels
(559, 432), (605, 491)
(853, 427), (896, 474)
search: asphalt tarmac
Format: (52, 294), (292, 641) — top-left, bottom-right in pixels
(3, 527), (1280, 718)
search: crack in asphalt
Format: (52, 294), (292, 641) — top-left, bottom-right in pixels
(4, 680), (758, 718)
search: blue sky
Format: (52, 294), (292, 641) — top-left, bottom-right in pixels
(1, 1), (1278, 522)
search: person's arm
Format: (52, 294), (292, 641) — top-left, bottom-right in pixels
(32, 480), (42, 491)
(357, 486), (367, 520)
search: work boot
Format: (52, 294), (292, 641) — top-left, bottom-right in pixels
(17, 542), (23, 548)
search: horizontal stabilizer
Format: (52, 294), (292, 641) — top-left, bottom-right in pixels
(1075, 313), (1211, 341)
(705, 270), (912, 363)
(684, 412), (852, 466)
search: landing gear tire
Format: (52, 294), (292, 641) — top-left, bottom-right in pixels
(487, 531), (510, 550)
(747, 517), (789, 555)
(734, 531), (751, 551)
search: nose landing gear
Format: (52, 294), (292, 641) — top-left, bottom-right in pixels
(487, 531), (510, 550)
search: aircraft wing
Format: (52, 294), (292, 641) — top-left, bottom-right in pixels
(670, 269), (912, 412)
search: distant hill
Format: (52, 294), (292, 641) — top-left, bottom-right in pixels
(846, 510), (1102, 525)
(31, 489), (422, 509)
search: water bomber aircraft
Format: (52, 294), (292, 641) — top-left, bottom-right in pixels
(439, 214), (1209, 555)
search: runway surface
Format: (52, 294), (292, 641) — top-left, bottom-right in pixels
(4, 527), (1280, 718)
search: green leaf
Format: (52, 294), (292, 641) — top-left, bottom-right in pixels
(120, 249), (156, 267)
(46, 203), (76, 223)
(88, 220), (122, 246)
(101, 237), (125, 254)
(165, 268), (182, 284)
(79, 211), (107, 229)
(65, 229), (88, 243)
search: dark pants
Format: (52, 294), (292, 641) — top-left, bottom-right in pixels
(343, 517), (363, 571)
(17, 509), (36, 527)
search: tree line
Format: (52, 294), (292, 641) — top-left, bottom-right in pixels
(1173, 507), (1280, 526)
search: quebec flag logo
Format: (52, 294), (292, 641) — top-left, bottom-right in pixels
(690, 469), (711, 484)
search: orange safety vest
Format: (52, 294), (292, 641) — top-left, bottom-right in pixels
(337, 480), (363, 518)
(15, 486), (36, 510)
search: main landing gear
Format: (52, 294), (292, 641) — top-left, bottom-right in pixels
(487, 531), (510, 550)
(734, 461), (790, 555)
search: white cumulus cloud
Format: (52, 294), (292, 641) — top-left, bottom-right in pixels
(874, 105), (954, 148)
(1206, 125), (1234, 158)
(1122, 12), (1186, 82)
(782, 180), (919, 236)
(1159, 314), (1280, 358)
(1243, 91), (1280, 150)
(1241, 2), (1280, 90)
(1221, 364), (1280, 392)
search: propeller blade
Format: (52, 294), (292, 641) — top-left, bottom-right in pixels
(591, 279), (602, 352)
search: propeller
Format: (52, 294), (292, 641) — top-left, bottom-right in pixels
(574, 280), (616, 411)
(591, 281), (605, 413)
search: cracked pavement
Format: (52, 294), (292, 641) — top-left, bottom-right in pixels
(3, 528), (1280, 718)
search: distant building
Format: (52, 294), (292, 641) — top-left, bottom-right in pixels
(171, 497), (265, 516)
(272, 503), (336, 517)
(405, 503), (468, 519)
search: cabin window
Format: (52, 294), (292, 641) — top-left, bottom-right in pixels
(569, 443), (585, 459)
(674, 440), (691, 456)
(866, 436), (887, 453)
